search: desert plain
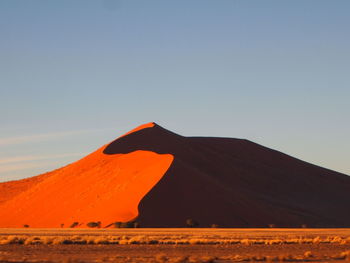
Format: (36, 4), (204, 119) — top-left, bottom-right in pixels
(1, 228), (350, 263)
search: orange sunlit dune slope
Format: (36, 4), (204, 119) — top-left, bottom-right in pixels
(1, 121), (350, 228)
(0, 123), (173, 228)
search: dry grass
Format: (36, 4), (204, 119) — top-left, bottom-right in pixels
(1, 229), (350, 262)
(1, 233), (350, 246)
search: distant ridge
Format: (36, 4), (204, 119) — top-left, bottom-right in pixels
(0, 122), (349, 228)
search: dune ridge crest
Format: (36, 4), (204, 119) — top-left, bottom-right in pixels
(0, 123), (173, 228)
(0, 122), (350, 228)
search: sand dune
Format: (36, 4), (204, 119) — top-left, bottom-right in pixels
(0, 122), (349, 228)
(0, 123), (173, 227)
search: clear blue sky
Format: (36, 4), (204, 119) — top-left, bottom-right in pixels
(1, 0), (349, 182)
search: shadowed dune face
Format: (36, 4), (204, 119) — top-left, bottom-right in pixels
(0, 123), (173, 228)
(105, 124), (350, 228)
(0, 122), (350, 228)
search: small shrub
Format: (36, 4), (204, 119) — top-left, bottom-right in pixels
(339, 250), (350, 259)
(3, 236), (22, 245)
(113, 221), (139, 228)
(120, 221), (135, 228)
(23, 224), (29, 228)
(304, 251), (313, 258)
(62, 239), (73, 244)
(87, 221), (101, 228)
(312, 236), (321, 244)
(93, 237), (109, 244)
(186, 219), (199, 228)
(240, 239), (253, 245)
(331, 236), (342, 243)
(113, 222), (121, 228)
(70, 222), (79, 228)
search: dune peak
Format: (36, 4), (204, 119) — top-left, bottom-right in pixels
(118, 122), (156, 139)
(1, 122), (350, 228)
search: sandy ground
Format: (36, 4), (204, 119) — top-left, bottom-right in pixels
(1, 228), (350, 262)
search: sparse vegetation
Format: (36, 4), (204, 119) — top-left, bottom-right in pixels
(112, 221), (139, 228)
(304, 251), (313, 258)
(87, 221), (101, 228)
(1, 232), (349, 246)
(70, 222), (79, 228)
(186, 218), (199, 228)
(1, 229), (350, 262)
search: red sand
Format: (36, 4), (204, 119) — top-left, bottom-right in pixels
(104, 123), (350, 228)
(118, 122), (155, 139)
(0, 123), (173, 228)
(0, 122), (350, 228)
(0, 173), (50, 206)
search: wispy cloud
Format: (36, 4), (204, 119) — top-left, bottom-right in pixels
(0, 127), (112, 179)
(0, 153), (83, 165)
(0, 161), (64, 173)
(0, 153), (85, 174)
(0, 128), (108, 146)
